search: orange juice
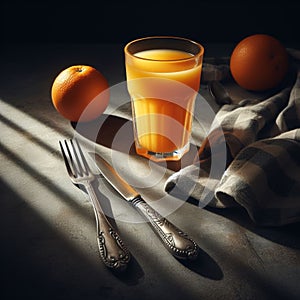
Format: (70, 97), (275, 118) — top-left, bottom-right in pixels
(125, 38), (204, 161)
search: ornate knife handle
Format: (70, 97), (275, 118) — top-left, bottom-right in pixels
(86, 185), (131, 272)
(131, 196), (199, 260)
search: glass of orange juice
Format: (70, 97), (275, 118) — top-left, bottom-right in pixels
(124, 36), (204, 161)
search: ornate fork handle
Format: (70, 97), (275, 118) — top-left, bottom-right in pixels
(85, 184), (130, 271)
(131, 196), (199, 260)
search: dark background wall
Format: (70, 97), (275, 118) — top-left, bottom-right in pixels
(2, 1), (300, 46)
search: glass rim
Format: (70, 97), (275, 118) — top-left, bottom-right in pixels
(124, 35), (204, 63)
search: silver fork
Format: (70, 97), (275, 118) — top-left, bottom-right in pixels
(59, 138), (131, 272)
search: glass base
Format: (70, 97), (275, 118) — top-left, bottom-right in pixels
(135, 142), (190, 162)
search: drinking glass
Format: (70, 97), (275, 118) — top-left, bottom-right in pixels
(124, 36), (204, 161)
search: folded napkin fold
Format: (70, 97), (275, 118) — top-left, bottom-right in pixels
(165, 49), (300, 226)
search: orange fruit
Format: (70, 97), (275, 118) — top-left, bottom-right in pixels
(51, 65), (110, 122)
(229, 34), (289, 91)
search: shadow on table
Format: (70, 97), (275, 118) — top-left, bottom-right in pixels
(204, 205), (300, 250)
(179, 248), (223, 280)
(167, 177), (300, 250)
(71, 114), (136, 154)
(72, 113), (200, 171)
(0, 179), (143, 299)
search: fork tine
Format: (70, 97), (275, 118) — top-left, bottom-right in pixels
(69, 139), (84, 176)
(73, 138), (91, 174)
(65, 139), (81, 176)
(59, 140), (75, 177)
(60, 139), (90, 178)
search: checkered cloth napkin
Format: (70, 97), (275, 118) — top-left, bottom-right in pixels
(165, 49), (300, 226)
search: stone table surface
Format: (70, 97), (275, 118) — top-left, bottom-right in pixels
(0, 42), (300, 300)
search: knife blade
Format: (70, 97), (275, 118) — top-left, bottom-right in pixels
(89, 152), (199, 260)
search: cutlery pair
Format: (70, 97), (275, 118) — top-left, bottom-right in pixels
(59, 138), (199, 272)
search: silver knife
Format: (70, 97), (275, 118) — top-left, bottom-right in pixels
(90, 153), (199, 260)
